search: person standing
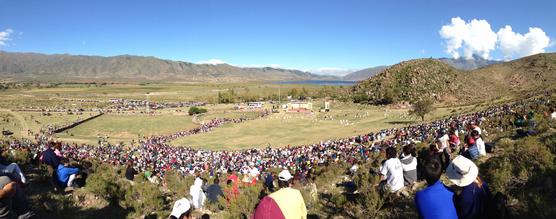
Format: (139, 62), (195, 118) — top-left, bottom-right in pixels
(206, 177), (224, 204)
(189, 177), (206, 210)
(253, 169), (307, 219)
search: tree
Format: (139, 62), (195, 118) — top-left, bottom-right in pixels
(409, 98), (434, 121)
(188, 106), (208, 115)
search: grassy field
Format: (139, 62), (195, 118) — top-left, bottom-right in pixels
(171, 102), (475, 150)
(1, 82), (488, 148)
(53, 114), (198, 144)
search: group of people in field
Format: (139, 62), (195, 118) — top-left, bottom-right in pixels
(0, 97), (554, 218)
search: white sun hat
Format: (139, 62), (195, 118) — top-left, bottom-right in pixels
(446, 155), (479, 187)
(278, 169), (293, 181)
(170, 198), (191, 218)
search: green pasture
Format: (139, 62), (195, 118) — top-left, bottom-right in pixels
(170, 102), (475, 150)
(54, 114), (198, 144)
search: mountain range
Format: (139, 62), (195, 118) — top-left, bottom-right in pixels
(0, 51), (337, 82)
(438, 55), (504, 71)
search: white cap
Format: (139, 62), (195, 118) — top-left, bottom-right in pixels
(278, 169), (293, 181)
(170, 198), (191, 218)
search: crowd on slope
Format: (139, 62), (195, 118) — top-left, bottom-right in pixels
(0, 98), (554, 219)
(3, 99), (547, 181)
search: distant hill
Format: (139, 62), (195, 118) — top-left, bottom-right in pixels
(439, 55), (503, 70)
(352, 53), (556, 104)
(0, 51), (338, 82)
(342, 66), (388, 81)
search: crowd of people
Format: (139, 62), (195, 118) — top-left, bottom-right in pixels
(3, 99), (548, 182)
(0, 97), (553, 218)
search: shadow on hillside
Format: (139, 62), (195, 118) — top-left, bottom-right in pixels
(23, 166), (132, 219)
(386, 121), (414, 125)
(37, 204), (131, 219)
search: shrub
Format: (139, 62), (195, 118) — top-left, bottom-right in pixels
(163, 170), (194, 198)
(2, 149), (31, 165)
(346, 161), (385, 219)
(85, 164), (127, 204)
(482, 137), (554, 194)
(188, 106), (208, 115)
(122, 178), (166, 216)
(220, 183), (263, 219)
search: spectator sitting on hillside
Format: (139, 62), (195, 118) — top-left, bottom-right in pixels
(472, 130), (486, 157)
(224, 179), (239, 203)
(437, 129), (452, 169)
(349, 161), (360, 176)
(125, 161), (138, 181)
(39, 143), (60, 169)
(461, 137), (479, 161)
(53, 142), (63, 158)
(264, 172), (275, 193)
(400, 144), (417, 187)
(415, 158), (458, 219)
(448, 129), (460, 152)
(248, 162), (260, 184)
(527, 111), (537, 135)
(56, 158), (80, 188)
(469, 121), (482, 135)
(551, 107), (556, 120)
(0, 176), (35, 219)
(189, 177), (206, 209)
(206, 177), (224, 204)
(253, 169), (307, 219)
(169, 198), (192, 219)
(380, 147), (405, 194)
(446, 155), (494, 219)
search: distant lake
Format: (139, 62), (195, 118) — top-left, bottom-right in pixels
(273, 80), (357, 86)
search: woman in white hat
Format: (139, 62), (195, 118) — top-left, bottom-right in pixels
(446, 155), (494, 219)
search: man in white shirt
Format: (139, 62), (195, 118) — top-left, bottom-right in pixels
(380, 147), (404, 193)
(551, 108), (556, 120)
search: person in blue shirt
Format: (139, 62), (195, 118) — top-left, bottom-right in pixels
(56, 158), (80, 188)
(415, 158), (458, 219)
(446, 155), (494, 219)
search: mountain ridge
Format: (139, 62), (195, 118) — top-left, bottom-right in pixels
(352, 53), (556, 104)
(0, 51), (339, 82)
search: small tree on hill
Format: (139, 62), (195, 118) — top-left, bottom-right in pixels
(409, 98), (434, 121)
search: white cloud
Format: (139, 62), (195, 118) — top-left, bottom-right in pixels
(440, 17), (552, 60)
(497, 25), (551, 60)
(196, 59), (228, 65)
(439, 17), (498, 59)
(0, 28), (14, 46)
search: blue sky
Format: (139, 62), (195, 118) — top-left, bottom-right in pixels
(0, 0), (555, 75)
